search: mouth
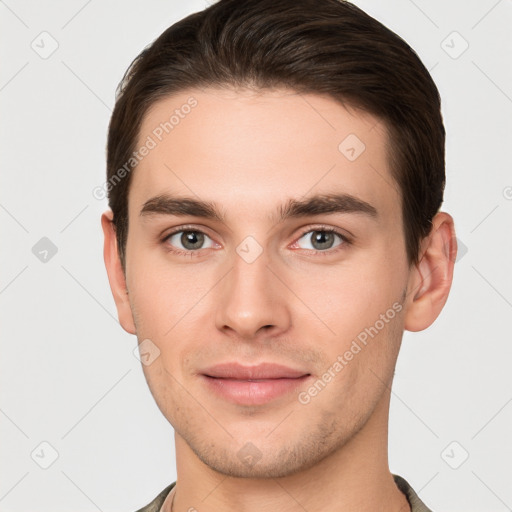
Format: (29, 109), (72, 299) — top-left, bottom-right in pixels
(200, 362), (312, 405)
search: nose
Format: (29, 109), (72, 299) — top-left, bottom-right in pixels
(215, 245), (292, 341)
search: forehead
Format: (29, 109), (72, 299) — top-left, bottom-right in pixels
(130, 87), (399, 222)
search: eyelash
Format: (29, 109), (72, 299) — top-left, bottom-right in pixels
(161, 224), (351, 257)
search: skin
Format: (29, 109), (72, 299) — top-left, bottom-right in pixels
(102, 87), (456, 512)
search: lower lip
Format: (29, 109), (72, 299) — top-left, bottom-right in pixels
(201, 375), (311, 405)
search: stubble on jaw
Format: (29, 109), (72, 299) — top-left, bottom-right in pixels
(173, 380), (388, 480)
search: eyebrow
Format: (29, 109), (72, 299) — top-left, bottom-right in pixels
(139, 192), (378, 224)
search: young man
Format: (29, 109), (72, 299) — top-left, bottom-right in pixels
(102, 1), (456, 510)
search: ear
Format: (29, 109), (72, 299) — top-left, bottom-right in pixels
(101, 210), (136, 335)
(404, 212), (457, 332)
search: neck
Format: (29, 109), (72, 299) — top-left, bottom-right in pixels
(165, 391), (409, 512)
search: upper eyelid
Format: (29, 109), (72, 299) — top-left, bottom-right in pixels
(162, 224), (214, 239)
(297, 225), (348, 238)
(162, 224), (350, 247)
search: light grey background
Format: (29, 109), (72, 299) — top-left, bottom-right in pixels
(1, 1), (511, 511)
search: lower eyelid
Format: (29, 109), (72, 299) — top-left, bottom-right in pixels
(167, 230), (216, 248)
(162, 228), (350, 254)
(294, 229), (348, 246)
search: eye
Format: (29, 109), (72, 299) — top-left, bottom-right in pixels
(164, 230), (216, 252)
(295, 228), (347, 251)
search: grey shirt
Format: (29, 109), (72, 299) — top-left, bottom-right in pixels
(134, 474), (432, 511)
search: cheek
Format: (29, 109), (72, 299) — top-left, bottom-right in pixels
(126, 247), (210, 337)
(293, 257), (405, 338)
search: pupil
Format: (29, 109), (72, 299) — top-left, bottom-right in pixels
(181, 231), (204, 250)
(312, 231), (334, 250)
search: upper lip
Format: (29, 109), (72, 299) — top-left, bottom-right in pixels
(201, 362), (310, 380)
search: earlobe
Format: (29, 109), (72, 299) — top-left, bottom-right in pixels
(404, 212), (457, 332)
(101, 210), (136, 335)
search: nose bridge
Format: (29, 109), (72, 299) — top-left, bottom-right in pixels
(215, 243), (290, 338)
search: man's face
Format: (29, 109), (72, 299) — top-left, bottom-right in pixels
(123, 87), (411, 477)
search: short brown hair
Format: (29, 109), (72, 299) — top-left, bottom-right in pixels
(106, 0), (445, 269)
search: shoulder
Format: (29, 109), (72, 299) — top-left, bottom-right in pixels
(393, 474), (433, 512)
(134, 482), (176, 512)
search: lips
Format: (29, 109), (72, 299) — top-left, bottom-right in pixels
(201, 362), (309, 380)
(200, 363), (312, 405)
